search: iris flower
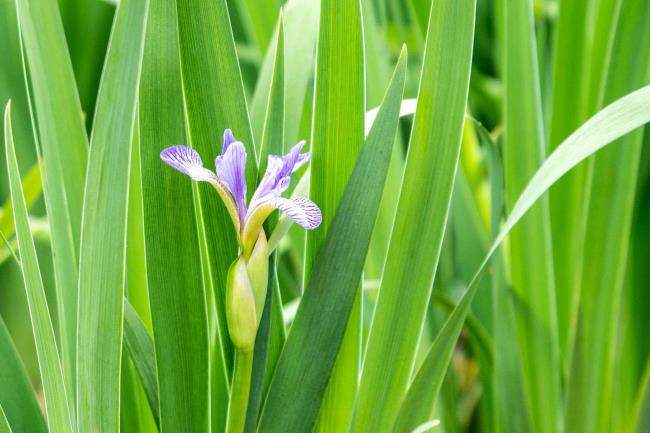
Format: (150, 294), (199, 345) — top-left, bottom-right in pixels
(160, 129), (321, 254)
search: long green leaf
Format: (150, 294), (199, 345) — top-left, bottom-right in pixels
(564, 1), (650, 432)
(5, 101), (73, 433)
(485, 126), (530, 433)
(547, 0), (592, 360)
(75, 0), (148, 430)
(502, 0), (562, 431)
(257, 47), (407, 433)
(16, 0), (89, 398)
(306, 0), (365, 429)
(352, 0), (475, 430)
(139, 0), (210, 430)
(391, 83), (650, 433)
(250, 0), (319, 147)
(0, 316), (47, 433)
(123, 300), (159, 427)
(244, 17), (286, 433)
(123, 114), (157, 433)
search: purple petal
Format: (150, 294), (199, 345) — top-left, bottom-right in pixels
(279, 141), (310, 177)
(216, 141), (248, 222)
(222, 129), (236, 155)
(273, 197), (322, 229)
(160, 146), (217, 182)
(248, 156), (285, 212)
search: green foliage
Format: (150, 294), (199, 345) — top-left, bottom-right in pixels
(353, 0), (476, 430)
(139, 0), (210, 430)
(5, 102), (73, 433)
(1, 1), (650, 432)
(258, 47), (407, 433)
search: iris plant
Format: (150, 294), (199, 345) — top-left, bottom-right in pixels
(160, 129), (321, 433)
(160, 129), (321, 254)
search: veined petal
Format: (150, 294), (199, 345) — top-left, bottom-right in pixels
(161, 145), (241, 237)
(248, 156), (285, 211)
(160, 145), (217, 182)
(222, 128), (236, 154)
(241, 196), (321, 255)
(272, 197), (322, 230)
(280, 140), (310, 177)
(216, 140), (248, 223)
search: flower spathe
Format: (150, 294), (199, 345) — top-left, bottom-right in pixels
(160, 129), (322, 255)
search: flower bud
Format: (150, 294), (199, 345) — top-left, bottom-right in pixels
(226, 258), (257, 352)
(246, 231), (269, 325)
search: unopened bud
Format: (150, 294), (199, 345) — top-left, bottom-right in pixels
(226, 258), (257, 352)
(246, 231), (269, 325)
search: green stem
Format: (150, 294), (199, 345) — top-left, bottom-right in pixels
(226, 349), (254, 433)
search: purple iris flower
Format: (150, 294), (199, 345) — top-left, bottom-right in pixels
(160, 129), (321, 252)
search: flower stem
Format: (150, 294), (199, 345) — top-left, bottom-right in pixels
(226, 349), (254, 433)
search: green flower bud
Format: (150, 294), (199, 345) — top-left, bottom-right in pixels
(246, 231), (269, 325)
(226, 258), (257, 352)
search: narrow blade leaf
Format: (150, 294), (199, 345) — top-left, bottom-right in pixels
(393, 84), (650, 433)
(75, 0), (148, 430)
(139, 0), (210, 430)
(123, 300), (160, 427)
(0, 316), (47, 433)
(5, 101), (74, 433)
(352, 0), (476, 430)
(257, 47), (408, 433)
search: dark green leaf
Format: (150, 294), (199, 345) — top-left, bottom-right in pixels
(257, 47), (407, 433)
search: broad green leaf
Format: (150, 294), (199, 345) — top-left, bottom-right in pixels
(257, 47), (407, 433)
(564, 2), (650, 432)
(0, 316), (47, 433)
(393, 83), (650, 433)
(502, 0), (562, 431)
(306, 0), (365, 429)
(479, 125), (530, 433)
(123, 301), (160, 427)
(75, 0), (148, 430)
(5, 101), (73, 433)
(362, 0), (406, 283)
(547, 0), (592, 360)
(139, 0), (210, 430)
(16, 0), (89, 398)
(352, 0), (476, 430)
(549, 0), (621, 365)
(176, 0), (257, 380)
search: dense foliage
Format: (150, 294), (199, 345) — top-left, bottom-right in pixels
(0, 0), (649, 432)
